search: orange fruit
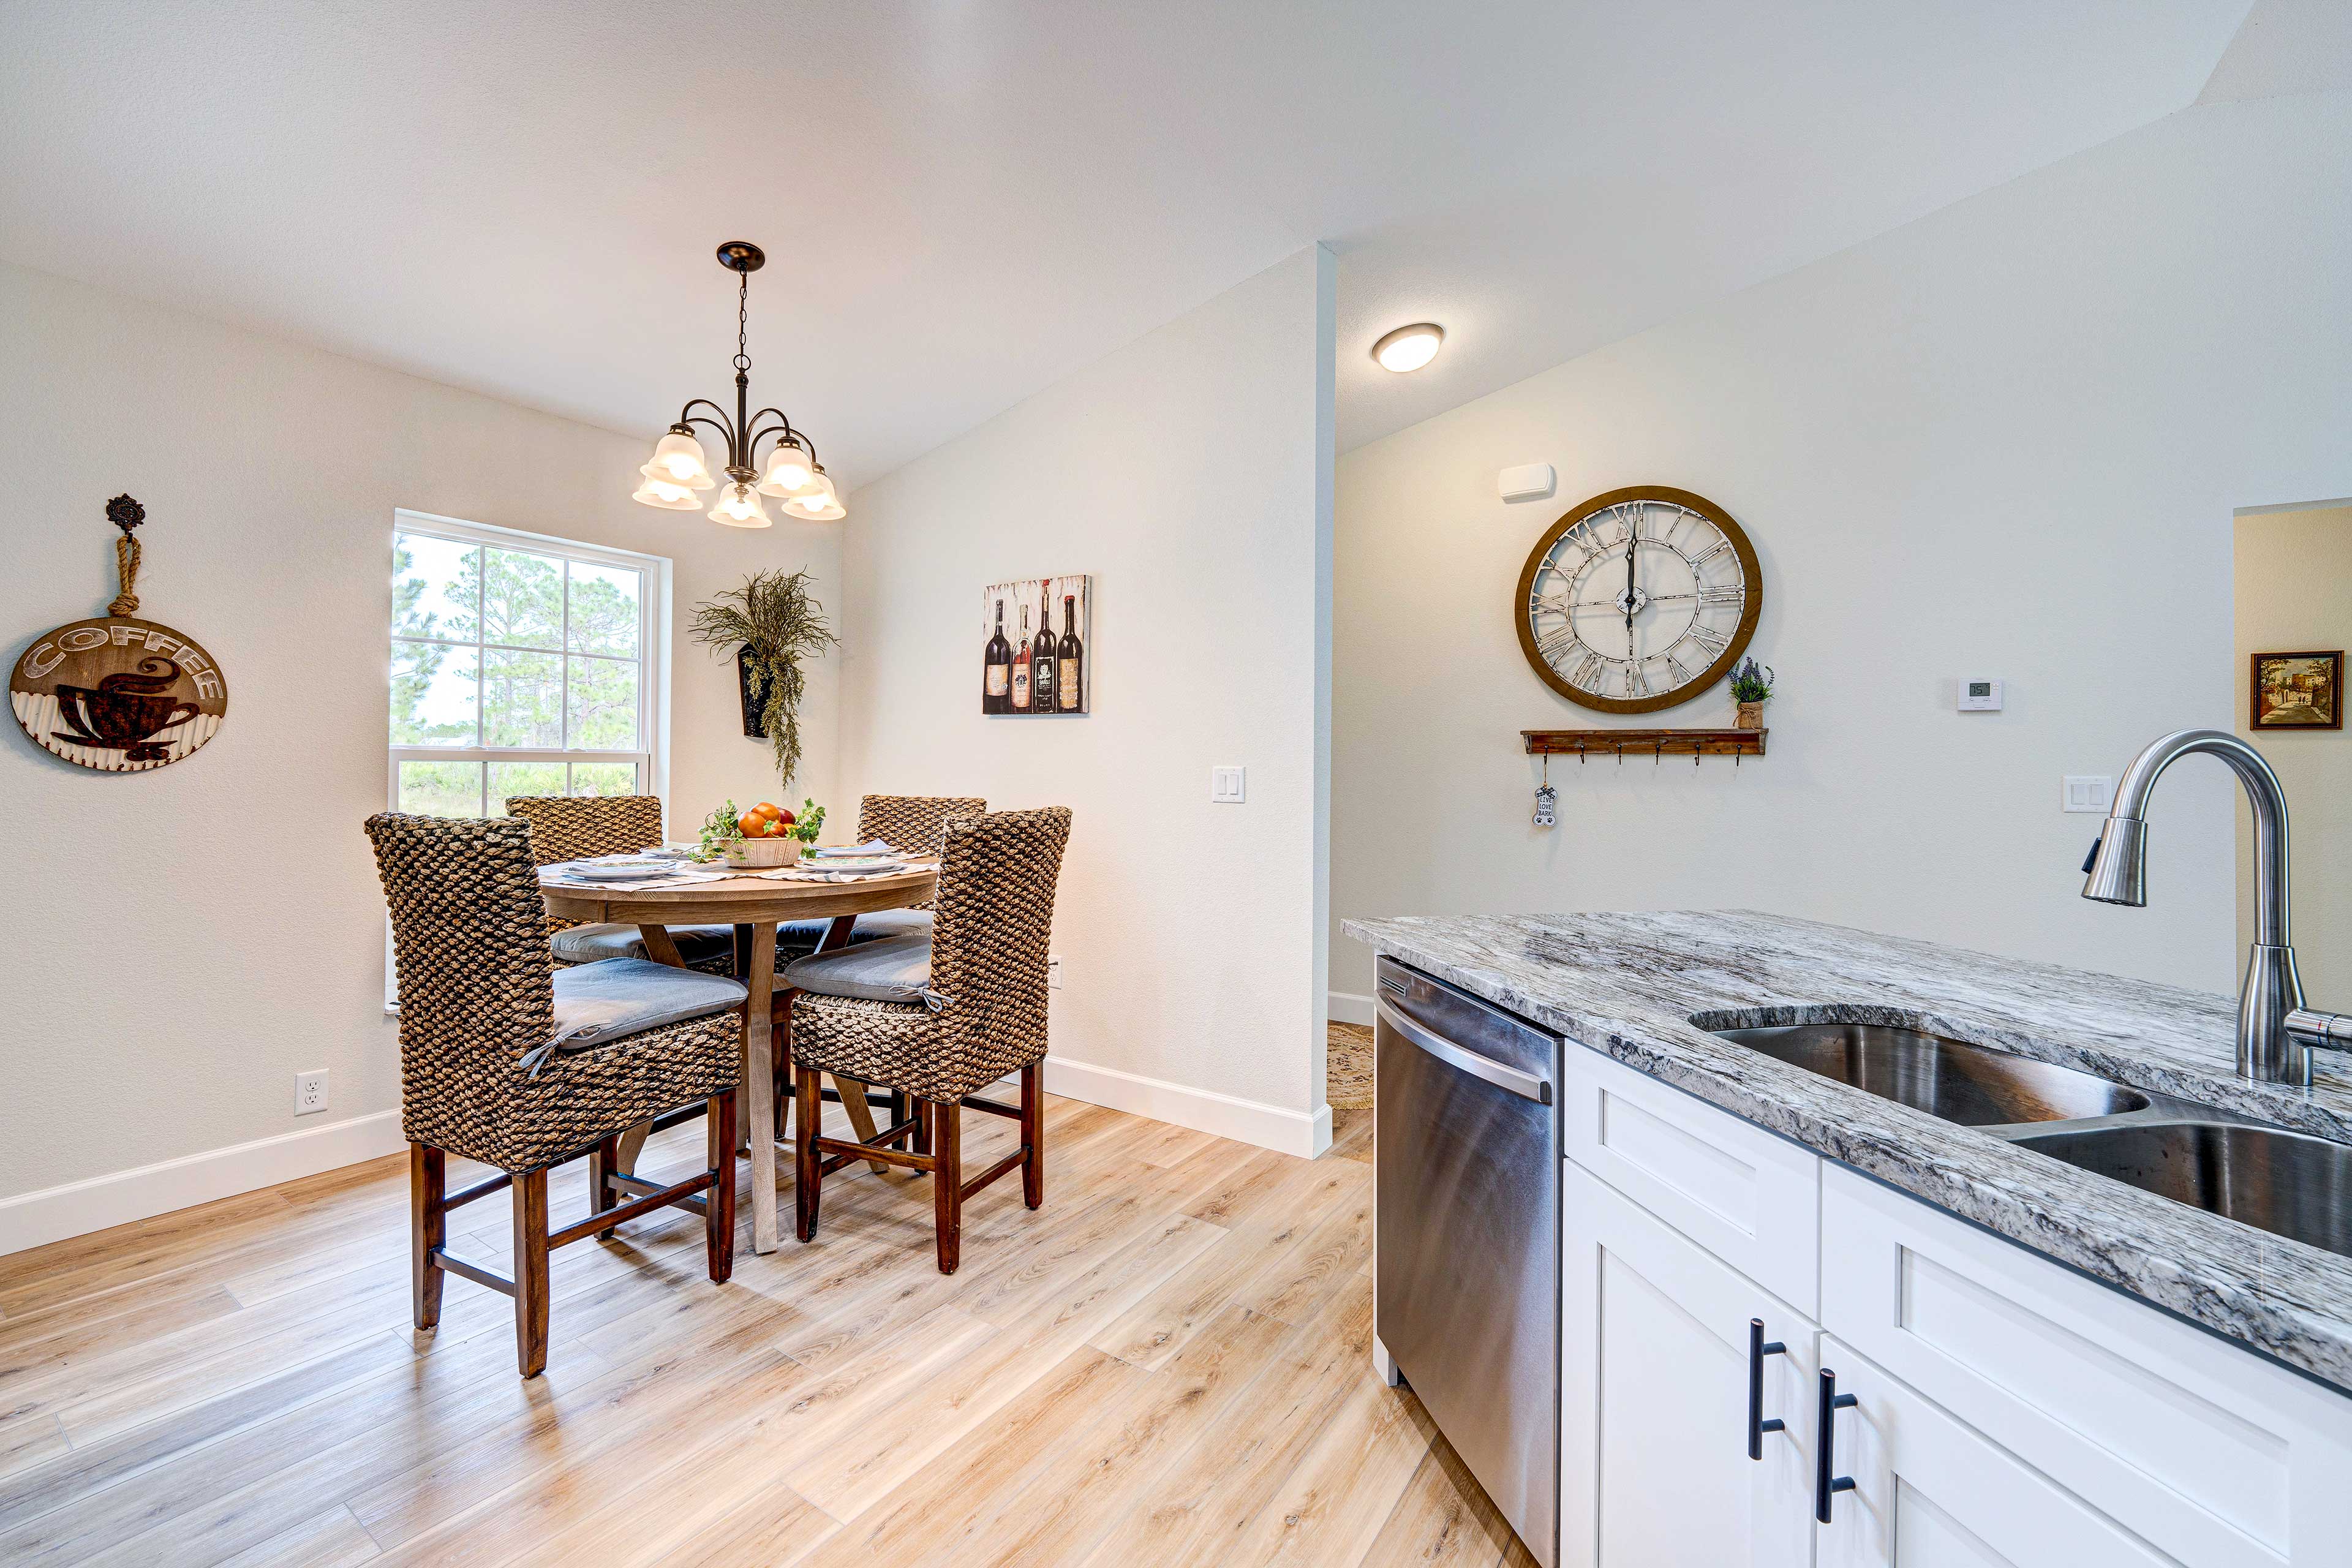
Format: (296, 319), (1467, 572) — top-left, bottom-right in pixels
(753, 802), (782, 820)
(737, 812), (764, 837)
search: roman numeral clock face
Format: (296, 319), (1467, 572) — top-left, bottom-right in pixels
(1515, 486), (1762, 714)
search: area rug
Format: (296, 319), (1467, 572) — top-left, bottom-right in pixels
(1327, 1020), (1374, 1109)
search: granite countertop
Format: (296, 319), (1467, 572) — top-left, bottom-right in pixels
(1342, 909), (2352, 1394)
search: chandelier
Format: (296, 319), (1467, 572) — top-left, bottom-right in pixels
(631, 241), (844, 527)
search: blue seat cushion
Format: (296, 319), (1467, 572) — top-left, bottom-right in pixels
(782, 932), (933, 1005)
(849, 908), (932, 943)
(546, 959), (747, 1054)
(551, 922), (735, 967)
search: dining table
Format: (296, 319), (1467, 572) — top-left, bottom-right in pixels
(540, 857), (940, 1253)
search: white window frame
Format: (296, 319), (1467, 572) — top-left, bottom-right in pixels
(385, 508), (671, 1010)
(388, 508), (671, 812)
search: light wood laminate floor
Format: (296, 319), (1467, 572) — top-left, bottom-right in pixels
(0, 1092), (1532, 1567)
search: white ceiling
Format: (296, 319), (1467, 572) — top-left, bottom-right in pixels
(0, 2), (2255, 488)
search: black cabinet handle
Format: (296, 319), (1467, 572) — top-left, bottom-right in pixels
(1815, 1368), (1858, 1522)
(1746, 1318), (1786, 1460)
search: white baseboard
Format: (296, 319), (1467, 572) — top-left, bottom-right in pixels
(1329, 990), (1376, 1027)
(1043, 1057), (1331, 1159)
(0, 1110), (407, 1258)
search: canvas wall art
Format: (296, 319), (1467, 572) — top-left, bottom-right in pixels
(982, 575), (1088, 715)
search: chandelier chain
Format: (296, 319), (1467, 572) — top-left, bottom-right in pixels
(734, 270), (751, 374)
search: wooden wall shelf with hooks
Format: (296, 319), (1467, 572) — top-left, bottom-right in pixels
(1523, 728), (1766, 760)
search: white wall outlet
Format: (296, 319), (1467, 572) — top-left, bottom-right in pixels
(1047, 954), (1064, 990)
(1958, 678), (2005, 712)
(2062, 775), (2114, 815)
(1210, 766), (1247, 804)
(294, 1069), (328, 1117)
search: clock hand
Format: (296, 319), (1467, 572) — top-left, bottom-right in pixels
(1624, 534), (1637, 644)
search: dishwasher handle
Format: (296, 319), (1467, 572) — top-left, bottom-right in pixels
(1377, 999), (1554, 1104)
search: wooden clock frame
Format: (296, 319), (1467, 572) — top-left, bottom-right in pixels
(1513, 484), (1763, 715)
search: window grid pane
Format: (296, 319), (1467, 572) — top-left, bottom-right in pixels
(392, 532), (654, 796)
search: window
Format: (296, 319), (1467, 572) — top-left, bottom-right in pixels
(388, 510), (666, 816)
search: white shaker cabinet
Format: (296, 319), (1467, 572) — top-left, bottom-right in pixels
(1813, 1336), (2179, 1568)
(1561, 1043), (2352, 1568)
(1561, 1163), (1817, 1568)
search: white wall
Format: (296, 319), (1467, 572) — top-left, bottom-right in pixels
(0, 260), (843, 1249)
(1333, 89), (2352, 1008)
(840, 247), (1336, 1156)
(2236, 502), (2352, 998)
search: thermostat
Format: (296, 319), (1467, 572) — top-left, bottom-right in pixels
(1498, 463), (1556, 503)
(1958, 679), (2004, 712)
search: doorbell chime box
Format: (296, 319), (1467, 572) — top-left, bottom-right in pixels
(1498, 463), (1555, 502)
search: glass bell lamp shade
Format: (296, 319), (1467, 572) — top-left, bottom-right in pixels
(786, 469), (844, 521)
(643, 428), (717, 490)
(707, 480), (773, 528)
(631, 473), (704, 510)
(756, 440), (818, 497)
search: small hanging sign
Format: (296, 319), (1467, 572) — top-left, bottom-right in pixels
(10, 496), (229, 773)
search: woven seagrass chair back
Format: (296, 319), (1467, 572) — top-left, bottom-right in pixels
(365, 813), (555, 1150)
(505, 794), (664, 862)
(926, 807), (1072, 1080)
(505, 794), (664, 935)
(858, 796), (985, 912)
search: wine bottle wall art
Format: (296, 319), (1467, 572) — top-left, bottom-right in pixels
(981, 574), (1088, 716)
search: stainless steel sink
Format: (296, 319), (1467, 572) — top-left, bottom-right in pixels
(1711, 1023), (2150, 1126)
(2007, 1120), (2352, 1260)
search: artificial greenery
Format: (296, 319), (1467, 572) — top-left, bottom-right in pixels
(688, 570), (838, 786)
(1729, 657), (1776, 704)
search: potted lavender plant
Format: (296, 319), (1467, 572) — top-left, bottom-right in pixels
(1730, 658), (1774, 729)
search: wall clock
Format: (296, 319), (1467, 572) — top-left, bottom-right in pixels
(1513, 485), (1762, 714)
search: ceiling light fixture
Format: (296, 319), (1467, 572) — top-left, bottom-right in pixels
(1373, 322), (1445, 373)
(634, 241), (842, 527)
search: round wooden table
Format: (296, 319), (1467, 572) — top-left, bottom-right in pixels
(541, 860), (940, 1253)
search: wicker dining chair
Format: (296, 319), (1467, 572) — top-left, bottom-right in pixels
(368, 812), (744, 1377)
(790, 806), (1071, 1273)
(843, 794), (986, 942)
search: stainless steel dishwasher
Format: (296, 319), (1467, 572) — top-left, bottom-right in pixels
(1374, 956), (1562, 1568)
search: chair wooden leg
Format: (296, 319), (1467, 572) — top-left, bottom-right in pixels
(795, 1064), (823, 1242)
(911, 1088), (933, 1156)
(512, 1168), (549, 1378)
(933, 1099), (962, 1275)
(707, 1089), (737, 1283)
(409, 1144), (445, 1332)
(775, 1060), (791, 1150)
(1021, 1063), (1044, 1210)
(587, 1134), (621, 1242)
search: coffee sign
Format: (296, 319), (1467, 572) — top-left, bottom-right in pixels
(11, 618), (228, 772)
(10, 496), (229, 773)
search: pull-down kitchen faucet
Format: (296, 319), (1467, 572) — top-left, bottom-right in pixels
(2082, 728), (2351, 1085)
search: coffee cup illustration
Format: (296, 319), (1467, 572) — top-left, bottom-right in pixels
(51, 657), (203, 762)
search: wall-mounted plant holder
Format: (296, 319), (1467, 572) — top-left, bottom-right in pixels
(1523, 728), (1766, 765)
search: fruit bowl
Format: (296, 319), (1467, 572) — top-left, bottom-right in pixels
(722, 837), (804, 869)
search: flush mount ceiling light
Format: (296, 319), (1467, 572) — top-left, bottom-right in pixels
(633, 241), (842, 528)
(1373, 322), (1445, 373)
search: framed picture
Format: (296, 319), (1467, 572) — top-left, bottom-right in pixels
(982, 575), (1090, 715)
(2251, 650), (2342, 730)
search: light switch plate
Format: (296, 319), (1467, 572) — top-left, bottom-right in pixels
(1959, 679), (2004, 712)
(1210, 766), (1246, 804)
(2062, 775), (2114, 814)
